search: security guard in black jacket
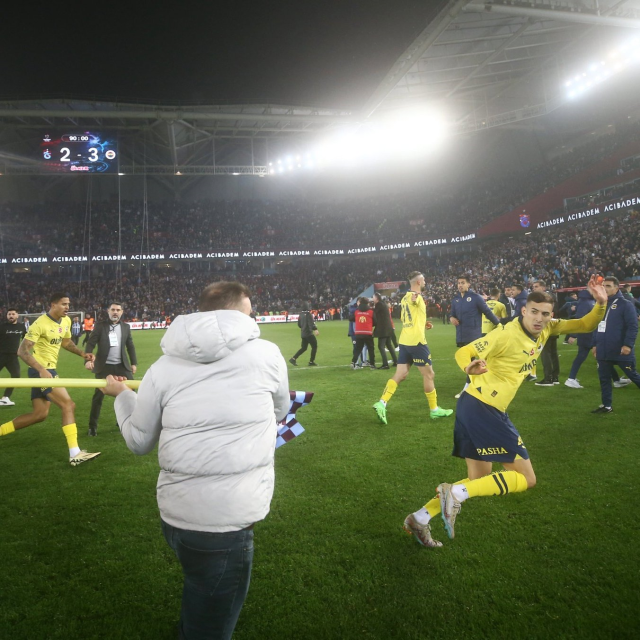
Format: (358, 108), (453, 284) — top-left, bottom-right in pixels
(289, 302), (319, 366)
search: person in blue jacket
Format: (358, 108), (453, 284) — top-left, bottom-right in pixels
(559, 291), (578, 345)
(565, 290), (597, 388)
(565, 289), (630, 389)
(591, 276), (640, 413)
(449, 275), (500, 397)
(508, 283), (529, 323)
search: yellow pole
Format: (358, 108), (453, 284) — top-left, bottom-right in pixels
(1, 378), (140, 389)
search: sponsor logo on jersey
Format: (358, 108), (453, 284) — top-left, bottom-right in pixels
(477, 447), (509, 456)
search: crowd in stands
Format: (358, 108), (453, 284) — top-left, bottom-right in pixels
(2, 210), (639, 320)
(2, 122), (640, 259)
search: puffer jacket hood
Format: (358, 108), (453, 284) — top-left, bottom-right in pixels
(160, 310), (260, 364)
(577, 289), (593, 301)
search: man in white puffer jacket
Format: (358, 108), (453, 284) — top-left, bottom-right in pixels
(102, 281), (289, 640)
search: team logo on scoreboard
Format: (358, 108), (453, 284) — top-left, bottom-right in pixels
(519, 213), (530, 228)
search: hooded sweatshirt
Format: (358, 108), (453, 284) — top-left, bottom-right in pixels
(114, 309), (290, 533)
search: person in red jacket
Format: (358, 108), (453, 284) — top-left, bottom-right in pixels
(351, 298), (376, 370)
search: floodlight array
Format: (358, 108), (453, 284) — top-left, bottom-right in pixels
(267, 108), (449, 175)
(565, 37), (640, 99)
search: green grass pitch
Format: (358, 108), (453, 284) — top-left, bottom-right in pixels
(1, 321), (638, 639)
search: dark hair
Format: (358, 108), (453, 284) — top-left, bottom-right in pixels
(108, 302), (124, 309)
(407, 271), (423, 282)
(457, 275), (470, 283)
(526, 291), (555, 306)
(49, 292), (68, 304)
(199, 281), (251, 311)
(604, 276), (620, 287)
(7, 307), (18, 313)
(490, 288), (500, 296)
(373, 292), (381, 302)
(301, 301), (310, 311)
(512, 283), (524, 293)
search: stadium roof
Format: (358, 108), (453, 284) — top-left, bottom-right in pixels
(362, 0), (640, 132)
(1, 1), (640, 180)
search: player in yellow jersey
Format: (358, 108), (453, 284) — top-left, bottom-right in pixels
(402, 275), (607, 548)
(373, 271), (452, 425)
(482, 288), (508, 336)
(0, 293), (100, 466)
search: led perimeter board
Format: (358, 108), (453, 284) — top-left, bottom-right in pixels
(40, 132), (118, 173)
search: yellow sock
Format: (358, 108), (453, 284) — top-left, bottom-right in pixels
(464, 471), (528, 498)
(62, 423), (79, 450)
(1, 421), (16, 436)
(425, 389), (438, 411)
(424, 478), (469, 517)
(381, 379), (398, 404)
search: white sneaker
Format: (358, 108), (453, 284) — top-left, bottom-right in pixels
(564, 378), (583, 389)
(0, 396), (15, 406)
(613, 378), (632, 388)
(70, 450), (101, 467)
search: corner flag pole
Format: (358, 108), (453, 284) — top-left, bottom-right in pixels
(2, 379), (141, 390)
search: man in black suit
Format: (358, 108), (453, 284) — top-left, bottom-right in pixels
(85, 302), (137, 436)
(372, 293), (398, 369)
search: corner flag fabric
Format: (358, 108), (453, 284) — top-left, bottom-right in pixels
(276, 391), (314, 448)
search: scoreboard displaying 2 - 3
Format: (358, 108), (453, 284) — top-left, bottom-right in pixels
(40, 132), (118, 173)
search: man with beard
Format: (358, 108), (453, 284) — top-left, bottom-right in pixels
(373, 272), (452, 425)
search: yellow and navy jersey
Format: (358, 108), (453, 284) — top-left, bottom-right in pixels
(25, 314), (71, 369)
(399, 291), (427, 346)
(455, 303), (605, 413)
(482, 299), (508, 334)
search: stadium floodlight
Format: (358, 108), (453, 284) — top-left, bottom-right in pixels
(565, 36), (640, 99)
(269, 104), (450, 175)
(376, 106), (449, 160)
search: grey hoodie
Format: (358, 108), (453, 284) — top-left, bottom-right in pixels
(114, 309), (289, 532)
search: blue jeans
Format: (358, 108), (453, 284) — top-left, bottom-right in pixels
(569, 345), (591, 379)
(161, 520), (254, 640)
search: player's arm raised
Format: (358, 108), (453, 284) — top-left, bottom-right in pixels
(552, 275), (607, 335)
(62, 337), (95, 362)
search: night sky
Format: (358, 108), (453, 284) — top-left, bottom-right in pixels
(4, 1), (441, 109)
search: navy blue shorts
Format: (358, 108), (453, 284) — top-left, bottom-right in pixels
(28, 367), (58, 401)
(452, 392), (529, 462)
(397, 343), (432, 367)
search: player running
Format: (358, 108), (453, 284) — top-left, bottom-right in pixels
(0, 293), (100, 466)
(402, 274), (607, 548)
(373, 271), (452, 425)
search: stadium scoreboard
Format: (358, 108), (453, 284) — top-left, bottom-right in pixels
(40, 132), (118, 173)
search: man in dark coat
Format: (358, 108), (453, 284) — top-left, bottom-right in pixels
(449, 275), (500, 397)
(85, 302), (137, 436)
(289, 302), (319, 366)
(373, 293), (397, 369)
(591, 277), (640, 413)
